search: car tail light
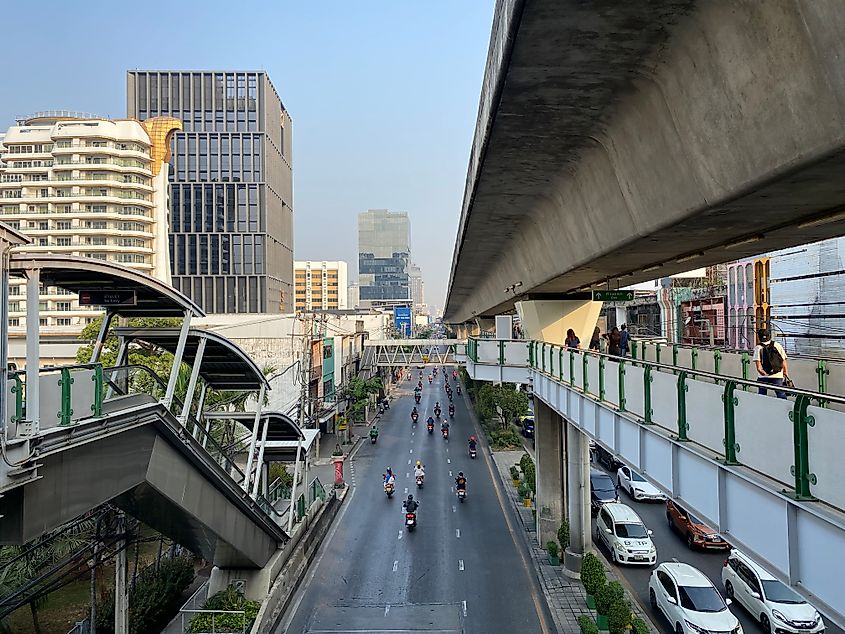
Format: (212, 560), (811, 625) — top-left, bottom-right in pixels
(406, 513), (415, 519)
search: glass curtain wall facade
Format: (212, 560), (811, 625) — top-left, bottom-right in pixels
(127, 71), (293, 313)
(357, 209), (411, 307)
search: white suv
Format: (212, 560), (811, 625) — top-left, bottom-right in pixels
(649, 562), (742, 634)
(596, 502), (656, 565)
(722, 550), (824, 634)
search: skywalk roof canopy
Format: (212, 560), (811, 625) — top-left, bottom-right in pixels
(9, 253), (203, 318)
(113, 327), (270, 391)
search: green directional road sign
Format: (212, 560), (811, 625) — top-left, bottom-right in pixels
(592, 290), (634, 302)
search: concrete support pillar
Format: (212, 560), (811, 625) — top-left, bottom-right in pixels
(564, 419), (592, 577)
(515, 299), (602, 345)
(613, 306), (627, 329)
(535, 400), (564, 547)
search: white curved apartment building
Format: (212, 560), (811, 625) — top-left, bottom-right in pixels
(0, 112), (181, 348)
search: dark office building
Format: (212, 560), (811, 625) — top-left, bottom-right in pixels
(127, 71), (293, 313)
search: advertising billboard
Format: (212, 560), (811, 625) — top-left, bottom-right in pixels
(393, 306), (412, 337)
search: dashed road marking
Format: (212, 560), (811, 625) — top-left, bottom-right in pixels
(393, 560), (399, 572)
(409, 449), (413, 454)
(408, 459), (411, 465)
(385, 604), (391, 616)
(458, 559), (464, 571)
(452, 505), (456, 513)
(406, 472), (409, 478)
(456, 529), (460, 538)
(447, 458), (451, 464)
(449, 471), (452, 477)
(404, 487), (408, 494)
(398, 531), (403, 540)
(462, 600), (467, 616)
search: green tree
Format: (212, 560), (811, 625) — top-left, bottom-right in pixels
(340, 376), (383, 423)
(75, 316), (184, 375)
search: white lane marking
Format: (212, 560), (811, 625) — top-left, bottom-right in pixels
(404, 487), (408, 494)
(409, 449), (413, 454)
(408, 459), (411, 465)
(456, 529), (461, 538)
(412, 431), (415, 436)
(462, 600), (467, 616)
(393, 560), (399, 572)
(447, 458), (451, 464)
(385, 604), (391, 616)
(449, 471), (452, 477)
(450, 486), (454, 492)
(458, 559), (464, 571)
(452, 505), (456, 513)
(406, 472), (409, 478)
(398, 531), (403, 540)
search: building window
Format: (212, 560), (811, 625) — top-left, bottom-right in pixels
(39, 318), (47, 326)
(8, 318), (19, 327)
(56, 302), (72, 312)
(56, 318), (72, 326)
(9, 302), (20, 312)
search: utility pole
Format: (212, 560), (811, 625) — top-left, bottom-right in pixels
(114, 513), (128, 634)
(298, 313), (313, 429)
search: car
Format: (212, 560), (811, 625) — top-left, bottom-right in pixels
(617, 466), (666, 502)
(721, 549), (825, 634)
(649, 562), (742, 634)
(590, 469), (619, 515)
(593, 444), (624, 472)
(595, 502), (656, 565)
(521, 416), (534, 438)
(666, 500), (730, 551)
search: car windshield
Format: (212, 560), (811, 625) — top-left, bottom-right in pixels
(591, 475), (615, 494)
(615, 523), (648, 538)
(678, 586), (726, 612)
(761, 580), (805, 604)
(630, 471), (647, 482)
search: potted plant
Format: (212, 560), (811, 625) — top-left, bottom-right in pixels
(546, 541), (560, 566)
(580, 552), (606, 610)
(519, 483), (532, 507)
(577, 615), (599, 634)
(631, 617), (648, 634)
(607, 598), (633, 634)
(558, 518), (570, 553)
(510, 465), (521, 487)
(594, 581), (624, 631)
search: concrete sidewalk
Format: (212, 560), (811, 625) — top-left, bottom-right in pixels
(490, 450), (658, 634)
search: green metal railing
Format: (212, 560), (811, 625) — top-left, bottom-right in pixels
(9, 363), (104, 429)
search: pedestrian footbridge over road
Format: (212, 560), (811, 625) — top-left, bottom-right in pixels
(463, 337), (845, 625)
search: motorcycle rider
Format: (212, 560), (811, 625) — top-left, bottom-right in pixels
(455, 472), (467, 492)
(403, 494), (419, 514)
(426, 415), (435, 427)
(448, 403), (455, 416)
(456, 385), (462, 395)
(414, 461), (425, 482)
(441, 419), (450, 433)
(468, 435), (477, 452)
(383, 468), (395, 486)
(370, 426), (379, 440)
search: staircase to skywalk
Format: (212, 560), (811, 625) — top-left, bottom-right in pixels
(0, 362), (290, 569)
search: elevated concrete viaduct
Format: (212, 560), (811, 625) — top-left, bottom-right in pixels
(445, 0), (845, 324)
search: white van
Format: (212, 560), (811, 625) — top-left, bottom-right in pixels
(596, 502), (656, 565)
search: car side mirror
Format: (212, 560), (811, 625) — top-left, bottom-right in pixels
(604, 528), (612, 534)
(750, 591), (760, 599)
(666, 596), (677, 605)
(648, 529), (653, 535)
(725, 598), (733, 605)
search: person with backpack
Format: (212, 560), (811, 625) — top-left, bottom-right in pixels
(753, 328), (789, 399)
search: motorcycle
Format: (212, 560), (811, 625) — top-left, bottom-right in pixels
(469, 447), (477, 459)
(427, 422), (434, 434)
(434, 408), (441, 419)
(411, 413), (418, 424)
(405, 511), (417, 532)
(416, 475), (424, 488)
(457, 488), (466, 503)
(370, 431), (378, 444)
(428, 377), (432, 384)
(384, 482), (395, 498)
(456, 386), (462, 395)
(415, 394), (421, 404)
(442, 427), (449, 441)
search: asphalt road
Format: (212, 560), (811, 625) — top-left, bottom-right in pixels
(278, 368), (554, 634)
(590, 461), (843, 634)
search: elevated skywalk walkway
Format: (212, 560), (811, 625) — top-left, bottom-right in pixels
(363, 339), (466, 367)
(465, 337), (845, 624)
(0, 255), (306, 570)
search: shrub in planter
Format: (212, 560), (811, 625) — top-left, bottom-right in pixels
(188, 585), (260, 633)
(558, 518), (570, 552)
(578, 615), (599, 634)
(631, 617), (649, 634)
(580, 552), (607, 598)
(546, 541), (560, 565)
(594, 581), (625, 616)
(607, 598), (633, 634)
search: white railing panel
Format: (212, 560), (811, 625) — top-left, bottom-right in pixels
(39, 374), (63, 430)
(720, 353), (744, 379)
(604, 359), (620, 408)
(586, 355), (600, 399)
(477, 340), (500, 364)
(71, 369), (97, 422)
(504, 341), (529, 366)
(650, 370), (678, 433)
(734, 391), (793, 487)
(596, 402), (614, 443)
(561, 349), (572, 383)
(676, 347), (693, 369)
(617, 414), (641, 465)
(807, 404), (845, 511)
(502, 366), (530, 385)
(685, 379), (726, 455)
(624, 365), (645, 419)
(697, 351), (717, 375)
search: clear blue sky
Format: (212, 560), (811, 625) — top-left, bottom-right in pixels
(0, 0), (495, 311)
